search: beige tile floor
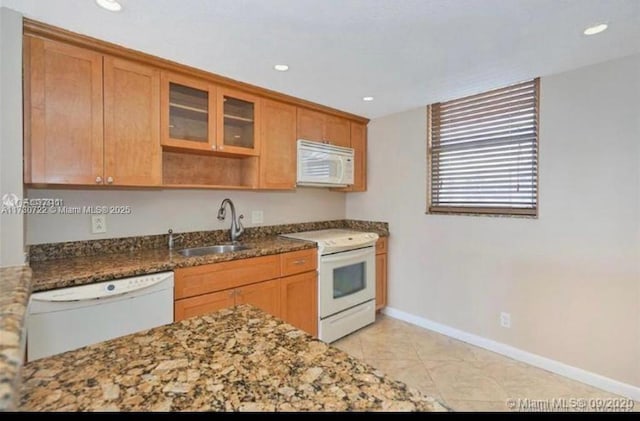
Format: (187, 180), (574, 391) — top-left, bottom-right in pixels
(333, 314), (638, 412)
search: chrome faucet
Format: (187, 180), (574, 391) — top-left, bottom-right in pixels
(217, 198), (244, 242)
(167, 229), (182, 250)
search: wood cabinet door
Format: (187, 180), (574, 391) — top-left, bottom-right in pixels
(216, 88), (261, 156)
(161, 72), (216, 152)
(25, 37), (103, 184)
(296, 108), (324, 142)
(259, 99), (297, 189)
(349, 122), (367, 191)
(332, 121), (367, 192)
(280, 271), (318, 337)
(103, 57), (161, 186)
(236, 279), (281, 318)
(375, 253), (388, 310)
(323, 115), (350, 148)
(174, 289), (235, 321)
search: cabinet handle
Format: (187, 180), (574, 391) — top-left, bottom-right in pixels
(228, 290), (235, 298)
(95, 176), (103, 184)
(219, 146), (224, 151)
(212, 145), (216, 150)
(106, 176), (114, 184)
(292, 259), (306, 265)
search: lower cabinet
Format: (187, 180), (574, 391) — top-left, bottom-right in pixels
(175, 289), (235, 321)
(173, 248), (318, 336)
(280, 271), (318, 337)
(375, 237), (388, 311)
(236, 278), (281, 317)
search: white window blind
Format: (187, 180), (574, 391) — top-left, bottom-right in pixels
(428, 78), (539, 216)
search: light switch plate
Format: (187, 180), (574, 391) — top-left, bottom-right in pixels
(251, 210), (264, 224)
(91, 214), (107, 234)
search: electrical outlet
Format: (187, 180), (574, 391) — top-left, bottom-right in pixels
(500, 312), (511, 328)
(91, 214), (107, 234)
(251, 210), (264, 224)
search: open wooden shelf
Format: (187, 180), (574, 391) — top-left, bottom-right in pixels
(162, 150), (258, 188)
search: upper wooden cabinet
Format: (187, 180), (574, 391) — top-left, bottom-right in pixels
(349, 122), (367, 192)
(160, 72), (217, 152)
(24, 36), (161, 186)
(160, 75), (260, 156)
(23, 21), (369, 190)
(103, 57), (161, 186)
(297, 108), (350, 148)
(259, 99), (297, 189)
(333, 122), (367, 192)
(24, 37), (104, 184)
(217, 88), (260, 156)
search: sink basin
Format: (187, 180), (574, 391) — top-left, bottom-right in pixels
(177, 244), (249, 257)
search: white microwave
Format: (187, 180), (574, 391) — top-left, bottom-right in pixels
(296, 139), (354, 187)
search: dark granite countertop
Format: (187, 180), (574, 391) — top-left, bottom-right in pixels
(30, 236), (316, 292)
(29, 220), (389, 293)
(20, 305), (446, 412)
(2, 220), (390, 411)
(0, 266), (31, 411)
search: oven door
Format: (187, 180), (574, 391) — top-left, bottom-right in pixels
(319, 246), (375, 318)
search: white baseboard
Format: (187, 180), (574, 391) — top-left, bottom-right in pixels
(382, 306), (640, 401)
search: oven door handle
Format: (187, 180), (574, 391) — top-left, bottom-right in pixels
(320, 247), (374, 263)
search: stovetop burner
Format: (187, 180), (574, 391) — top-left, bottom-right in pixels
(280, 229), (378, 255)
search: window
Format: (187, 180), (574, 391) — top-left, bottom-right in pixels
(427, 78), (539, 217)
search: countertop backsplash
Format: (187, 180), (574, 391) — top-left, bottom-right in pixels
(28, 220), (389, 262)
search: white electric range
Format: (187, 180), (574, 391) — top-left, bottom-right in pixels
(281, 229), (379, 343)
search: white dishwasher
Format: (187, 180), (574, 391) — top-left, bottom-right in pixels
(27, 271), (174, 361)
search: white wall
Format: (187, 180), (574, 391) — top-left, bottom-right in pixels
(26, 188), (346, 244)
(347, 54), (640, 387)
(0, 7), (25, 266)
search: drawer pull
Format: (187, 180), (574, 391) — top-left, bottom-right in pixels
(292, 259), (306, 265)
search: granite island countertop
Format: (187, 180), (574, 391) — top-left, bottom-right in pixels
(0, 266), (32, 410)
(20, 305), (447, 412)
(30, 236), (316, 292)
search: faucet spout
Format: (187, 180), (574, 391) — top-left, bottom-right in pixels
(217, 198), (244, 242)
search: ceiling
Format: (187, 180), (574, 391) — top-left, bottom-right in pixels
(3, 0), (639, 119)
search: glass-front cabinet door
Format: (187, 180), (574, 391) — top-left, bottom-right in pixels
(161, 72), (216, 152)
(216, 88), (260, 155)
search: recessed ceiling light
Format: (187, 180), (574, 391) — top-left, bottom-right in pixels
(362, 96), (374, 102)
(273, 64), (289, 72)
(96, 0), (122, 12)
(583, 23), (608, 36)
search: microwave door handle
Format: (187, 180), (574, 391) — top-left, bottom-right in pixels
(337, 158), (345, 181)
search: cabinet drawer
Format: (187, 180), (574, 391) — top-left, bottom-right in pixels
(376, 237), (387, 255)
(174, 254), (281, 299)
(280, 248), (317, 277)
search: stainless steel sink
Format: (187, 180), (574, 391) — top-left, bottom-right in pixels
(177, 244), (249, 257)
